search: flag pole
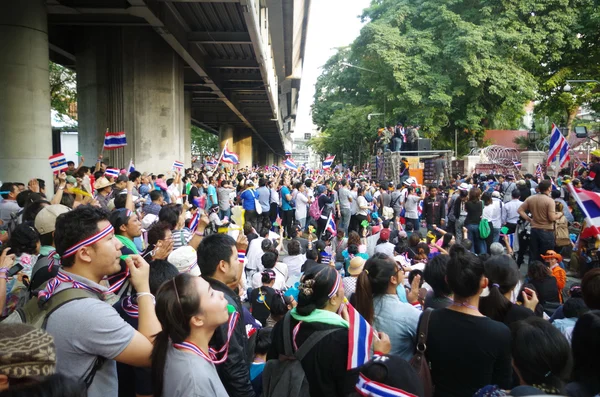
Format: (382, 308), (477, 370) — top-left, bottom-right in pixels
(214, 140), (226, 171)
(321, 210), (333, 239)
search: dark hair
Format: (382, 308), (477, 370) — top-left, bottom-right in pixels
(254, 327), (272, 356)
(468, 187), (481, 202)
(147, 221), (172, 247)
(150, 190), (163, 202)
(446, 244), (484, 299)
(296, 264), (340, 316)
(17, 190), (37, 208)
(22, 199), (50, 223)
(261, 252), (278, 269)
(562, 297), (589, 318)
(511, 189), (521, 199)
(441, 233), (454, 249)
(152, 274), (201, 397)
(261, 238), (274, 253)
(197, 233), (236, 277)
(538, 180), (551, 193)
(0, 182), (16, 199)
(582, 268), (600, 310)
(408, 269), (424, 287)
(423, 254), (451, 297)
(348, 231), (361, 247)
(511, 317), (572, 393)
(356, 253), (397, 324)
(571, 310), (600, 393)
(113, 192), (128, 210)
(129, 171), (141, 182)
(158, 204), (182, 230)
(270, 293), (293, 319)
(148, 259), (179, 295)
(527, 260), (551, 282)
(6, 223), (40, 257)
(551, 190), (561, 199)
(287, 239), (301, 256)
(479, 255), (520, 322)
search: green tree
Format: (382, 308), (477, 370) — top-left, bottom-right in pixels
(49, 62), (77, 119)
(191, 126), (219, 156)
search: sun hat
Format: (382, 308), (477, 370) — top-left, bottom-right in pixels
(348, 257), (366, 276)
(34, 204), (71, 235)
(94, 176), (114, 190)
(541, 250), (563, 262)
(168, 246), (200, 276)
(458, 182), (470, 191)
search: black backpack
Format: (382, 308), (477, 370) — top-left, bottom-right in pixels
(262, 313), (338, 397)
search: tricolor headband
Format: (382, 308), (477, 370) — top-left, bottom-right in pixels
(355, 373), (418, 397)
(328, 272), (341, 298)
(62, 224), (114, 258)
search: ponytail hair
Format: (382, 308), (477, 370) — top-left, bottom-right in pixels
(355, 253), (397, 325)
(479, 255), (519, 322)
(296, 264), (340, 316)
(152, 274), (201, 397)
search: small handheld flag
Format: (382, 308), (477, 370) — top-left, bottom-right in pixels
(105, 168), (120, 178)
(535, 163), (543, 179)
(346, 301), (374, 370)
(323, 155), (336, 170)
(173, 160), (184, 171)
(512, 160), (522, 170)
(222, 143), (240, 165)
(188, 212), (199, 233)
(49, 153), (68, 173)
(325, 212), (337, 235)
(284, 158), (298, 171)
(103, 131), (127, 150)
(127, 159), (135, 174)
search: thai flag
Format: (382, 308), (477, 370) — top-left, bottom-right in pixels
(581, 161), (588, 168)
(346, 301), (374, 370)
(188, 212), (199, 233)
(105, 168), (120, 178)
(222, 143), (239, 164)
(568, 184), (600, 239)
(326, 213), (336, 235)
(322, 155), (336, 170)
(206, 157), (217, 166)
(285, 150), (292, 157)
(501, 233), (516, 250)
(272, 165), (280, 171)
(535, 163), (543, 179)
(173, 160), (184, 171)
(48, 153), (68, 173)
(513, 160), (522, 169)
(284, 158), (298, 171)
(548, 123), (570, 167)
(551, 178), (559, 191)
(127, 159), (135, 174)
(104, 131), (127, 150)
(417, 200), (424, 219)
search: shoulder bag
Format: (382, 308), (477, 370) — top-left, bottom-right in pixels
(409, 308), (434, 397)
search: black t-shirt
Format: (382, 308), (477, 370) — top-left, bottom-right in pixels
(249, 286), (276, 326)
(531, 276), (560, 305)
(591, 162), (600, 188)
(465, 200), (483, 225)
(503, 303), (535, 325)
(113, 297), (153, 397)
(425, 308), (512, 397)
(188, 185), (200, 205)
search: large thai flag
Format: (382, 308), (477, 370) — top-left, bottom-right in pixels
(221, 143), (239, 164)
(568, 184), (600, 239)
(547, 124), (570, 167)
(49, 153), (68, 173)
(346, 301), (374, 370)
(284, 158), (298, 171)
(322, 155), (336, 170)
(104, 131), (127, 150)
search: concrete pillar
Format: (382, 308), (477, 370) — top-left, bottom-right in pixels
(521, 151), (547, 175)
(0, 0), (53, 188)
(77, 27), (187, 172)
(219, 124), (234, 153)
(235, 129), (253, 169)
(184, 92), (192, 167)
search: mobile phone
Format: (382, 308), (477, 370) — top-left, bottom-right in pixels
(7, 263), (23, 278)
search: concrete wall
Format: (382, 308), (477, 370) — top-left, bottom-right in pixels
(0, 0), (53, 187)
(77, 27), (189, 173)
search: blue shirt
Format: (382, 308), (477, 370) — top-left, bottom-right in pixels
(207, 185), (218, 208)
(240, 189), (258, 210)
(281, 186), (292, 211)
(373, 294), (421, 361)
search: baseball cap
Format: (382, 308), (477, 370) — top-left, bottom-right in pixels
(34, 204), (71, 235)
(380, 228), (391, 241)
(168, 246), (200, 276)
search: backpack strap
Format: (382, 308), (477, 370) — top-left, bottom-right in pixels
(294, 328), (338, 361)
(41, 288), (102, 329)
(282, 312), (294, 357)
(415, 308), (433, 353)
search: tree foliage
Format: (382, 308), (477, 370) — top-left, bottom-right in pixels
(49, 62), (77, 119)
(311, 0), (599, 158)
(191, 126), (219, 156)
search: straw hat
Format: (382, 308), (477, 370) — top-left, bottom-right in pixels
(94, 176), (114, 190)
(348, 257), (366, 276)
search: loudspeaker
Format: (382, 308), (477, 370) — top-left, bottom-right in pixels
(417, 138), (431, 152)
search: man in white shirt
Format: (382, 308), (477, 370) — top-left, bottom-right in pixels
(502, 189), (522, 234)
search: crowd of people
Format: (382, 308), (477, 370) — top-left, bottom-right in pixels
(0, 152), (600, 397)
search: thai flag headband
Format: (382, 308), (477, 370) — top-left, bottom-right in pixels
(62, 224), (114, 258)
(355, 373), (418, 397)
(328, 271), (341, 298)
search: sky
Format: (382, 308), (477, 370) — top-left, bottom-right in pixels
(294, 0), (372, 136)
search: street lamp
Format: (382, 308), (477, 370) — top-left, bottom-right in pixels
(527, 125), (539, 151)
(468, 138), (478, 151)
(564, 79), (600, 92)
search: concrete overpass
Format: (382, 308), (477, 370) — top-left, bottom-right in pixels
(0, 0), (311, 185)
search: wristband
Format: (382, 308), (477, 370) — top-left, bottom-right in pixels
(238, 251), (246, 265)
(0, 268), (8, 280)
(137, 292), (156, 305)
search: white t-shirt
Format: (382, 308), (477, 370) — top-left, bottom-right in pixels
(251, 262), (288, 290)
(404, 195), (420, 218)
(295, 192), (309, 220)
